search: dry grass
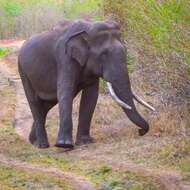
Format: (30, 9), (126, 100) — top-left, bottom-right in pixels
(0, 70), (15, 128)
(13, 6), (64, 38)
(149, 105), (190, 137)
(0, 6), (64, 39)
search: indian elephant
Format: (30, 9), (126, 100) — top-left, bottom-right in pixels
(18, 19), (155, 149)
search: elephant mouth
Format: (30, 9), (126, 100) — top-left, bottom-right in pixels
(106, 82), (155, 112)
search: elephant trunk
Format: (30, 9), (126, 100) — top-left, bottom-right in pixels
(106, 76), (150, 136)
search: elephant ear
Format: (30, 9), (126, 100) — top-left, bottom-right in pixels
(66, 32), (89, 66)
(65, 21), (90, 66)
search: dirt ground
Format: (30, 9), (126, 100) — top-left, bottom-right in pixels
(0, 40), (190, 190)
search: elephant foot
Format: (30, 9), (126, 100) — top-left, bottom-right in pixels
(55, 138), (74, 149)
(29, 136), (50, 148)
(29, 128), (36, 144)
(29, 130), (49, 149)
(33, 140), (50, 148)
(138, 128), (149, 136)
(75, 136), (96, 146)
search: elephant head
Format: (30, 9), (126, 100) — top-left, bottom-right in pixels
(65, 20), (155, 135)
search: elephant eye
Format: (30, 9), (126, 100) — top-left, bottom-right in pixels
(100, 50), (109, 61)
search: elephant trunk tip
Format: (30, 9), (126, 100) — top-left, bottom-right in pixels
(138, 123), (149, 136)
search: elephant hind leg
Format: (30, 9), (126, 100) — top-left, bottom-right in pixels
(21, 75), (55, 148)
(29, 100), (57, 148)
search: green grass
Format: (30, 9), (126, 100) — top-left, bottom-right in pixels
(28, 155), (158, 190)
(99, 79), (106, 92)
(126, 0), (190, 59)
(0, 164), (73, 190)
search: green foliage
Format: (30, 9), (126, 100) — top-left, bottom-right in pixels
(0, 47), (11, 57)
(63, 0), (102, 20)
(103, 0), (190, 69)
(3, 2), (22, 16)
(99, 79), (106, 93)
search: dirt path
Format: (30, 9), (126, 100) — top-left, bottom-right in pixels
(0, 154), (96, 190)
(92, 156), (186, 190)
(70, 145), (190, 190)
(12, 73), (32, 140)
(0, 40), (190, 190)
(0, 55), (31, 140)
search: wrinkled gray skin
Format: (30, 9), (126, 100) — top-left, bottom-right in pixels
(18, 20), (149, 149)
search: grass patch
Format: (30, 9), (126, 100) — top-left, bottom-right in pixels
(150, 138), (190, 178)
(178, 158), (190, 178)
(0, 164), (73, 190)
(29, 155), (158, 190)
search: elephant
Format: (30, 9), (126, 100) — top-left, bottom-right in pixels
(18, 19), (155, 149)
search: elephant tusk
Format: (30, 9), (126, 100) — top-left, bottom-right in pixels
(132, 91), (156, 112)
(106, 82), (132, 110)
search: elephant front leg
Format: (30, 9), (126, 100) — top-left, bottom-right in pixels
(55, 96), (74, 149)
(76, 80), (99, 145)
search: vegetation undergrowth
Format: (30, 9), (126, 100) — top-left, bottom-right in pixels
(103, 0), (190, 67)
(0, 164), (72, 190)
(0, 47), (12, 57)
(0, 0), (102, 39)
